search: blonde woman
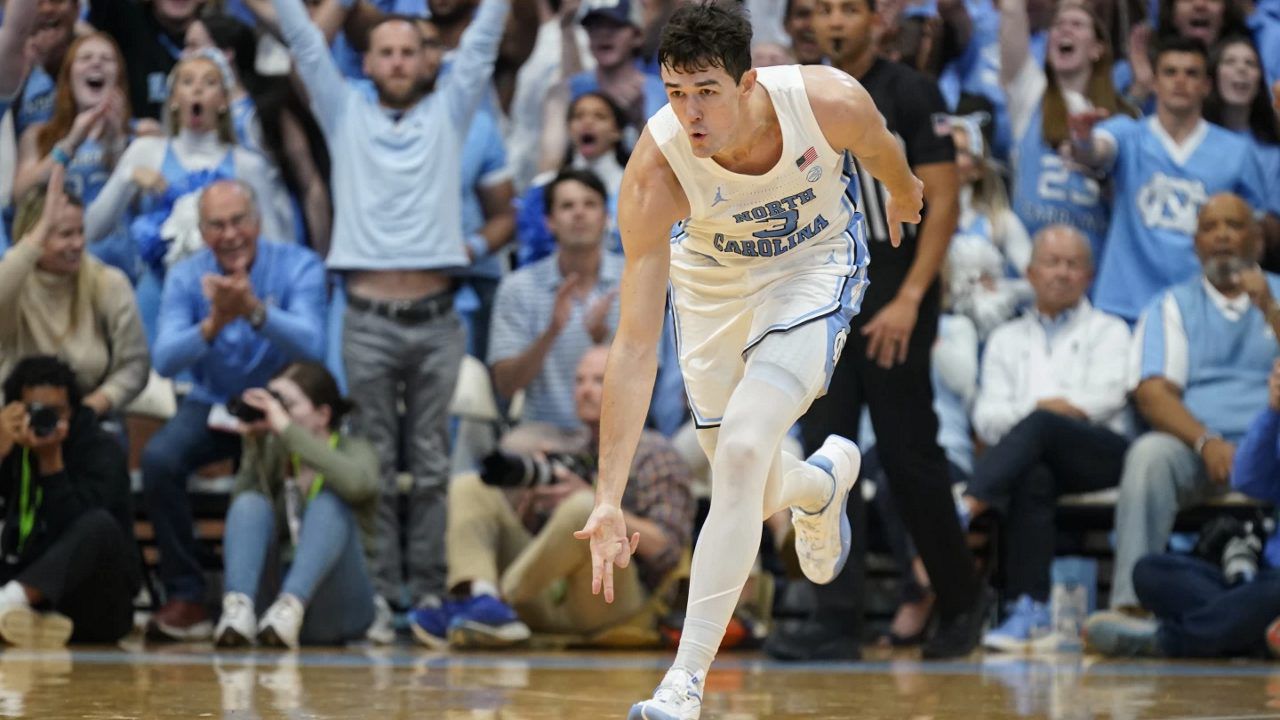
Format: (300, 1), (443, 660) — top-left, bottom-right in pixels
(0, 166), (149, 417)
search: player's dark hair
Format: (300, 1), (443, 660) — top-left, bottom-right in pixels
(544, 168), (609, 216)
(1154, 34), (1210, 67)
(658, 1), (753, 84)
(3, 356), (81, 409)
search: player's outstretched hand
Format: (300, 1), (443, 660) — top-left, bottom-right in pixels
(573, 503), (640, 604)
(885, 174), (924, 247)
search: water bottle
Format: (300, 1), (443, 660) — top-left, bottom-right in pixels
(1050, 557), (1097, 651)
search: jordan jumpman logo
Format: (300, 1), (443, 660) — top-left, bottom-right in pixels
(712, 186), (728, 206)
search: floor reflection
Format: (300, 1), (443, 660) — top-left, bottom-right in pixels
(0, 646), (1274, 719)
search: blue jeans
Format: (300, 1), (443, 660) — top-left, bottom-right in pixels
(223, 490), (376, 645)
(1135, 553), (1280, 658)
(141, 399), (241, 602)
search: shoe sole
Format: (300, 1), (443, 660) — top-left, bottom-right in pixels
(215, 626), (253, 648)
(0, 609), (73, 648)
(447, 620), (531, 649)
(982, 633), (1031, 653)
(257, 625), (298, 650)
(147, 619), (213, 642)
(410, 622), (450, 650)
(797, 436), (860, 585)
(628, 703), (685, 720)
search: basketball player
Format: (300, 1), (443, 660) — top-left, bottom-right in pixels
(570, 2), (923, 718)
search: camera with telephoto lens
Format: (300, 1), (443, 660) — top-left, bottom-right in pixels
(479, 450), (596, 489)
(26, 403), (61, 438)
(1194, 515), (1270, 585)
(226, 390), (284, 423)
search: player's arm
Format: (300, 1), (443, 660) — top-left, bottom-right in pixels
(596, 130), (685, 507)
(804, 66), (923, 247)
(575, 128), (687, 603)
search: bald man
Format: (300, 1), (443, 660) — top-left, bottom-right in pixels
(1106, 193), (1280, 613)
(143, 179), (327, 640)
(952, 225), (1133, 652)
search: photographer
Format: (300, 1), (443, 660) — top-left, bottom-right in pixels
(0, 356), (141, 647)
(143, 179), (326, 641)
(410, 345), (693, 648)
(1084, 360), (1280, 659)
(213, 362), (379, 649)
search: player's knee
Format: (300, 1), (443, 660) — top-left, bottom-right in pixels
(713, 432), (769, 478)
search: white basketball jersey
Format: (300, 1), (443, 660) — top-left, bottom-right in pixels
(648, 64), (869, 274)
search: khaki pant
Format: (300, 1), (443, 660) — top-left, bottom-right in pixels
(446, 473), (648, 635)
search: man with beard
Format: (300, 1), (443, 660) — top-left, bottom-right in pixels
(1105, 193), (1280, 612)
(270, 0), (509, 615)
(88, 0), (206, 119)
(763, 0), (979, 661)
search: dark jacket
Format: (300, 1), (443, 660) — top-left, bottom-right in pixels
(0, 407), (139, 582)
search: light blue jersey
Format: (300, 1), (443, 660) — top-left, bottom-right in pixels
(1093, 116), (1269, 321)
(14, 66), (54, 138)
(1011, 104), (1109, 259)
(68, 138), (141, 282)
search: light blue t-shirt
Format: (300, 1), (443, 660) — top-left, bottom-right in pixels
(1092, 117), (1269, 321)
(276, 0), (507, 272)
(458, 107), (510, 280)
(14, 65), (54, 138)
(1011, 104), (1110, 261)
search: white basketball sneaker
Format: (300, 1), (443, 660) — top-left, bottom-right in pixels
(791, 435), (861, 584)
(214, 592), (257, 648)
(628, 666), (704, 720)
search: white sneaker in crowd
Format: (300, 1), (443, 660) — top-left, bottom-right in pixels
(258, 594), (305, 650)
(214, 592), (257, 648)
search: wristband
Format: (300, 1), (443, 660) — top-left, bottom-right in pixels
(50, 145), (71, 166)
(465, 233), (489, 260)
(1193, 431), (1221, 456)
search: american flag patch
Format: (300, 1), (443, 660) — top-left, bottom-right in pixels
(931, 113), (952, 137)
(795, 146), (818, 170)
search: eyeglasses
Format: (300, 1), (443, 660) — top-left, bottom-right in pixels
(200, 213), (254, 234)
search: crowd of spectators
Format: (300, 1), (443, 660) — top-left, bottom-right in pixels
(0, 0), (1277, 662)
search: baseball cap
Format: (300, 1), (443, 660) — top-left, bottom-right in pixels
(581, 0), (642, 29)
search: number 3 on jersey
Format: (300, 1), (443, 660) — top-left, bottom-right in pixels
(1037, 155), (1100, 206)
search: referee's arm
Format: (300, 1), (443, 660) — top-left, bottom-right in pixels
(893, 80), (960, 309)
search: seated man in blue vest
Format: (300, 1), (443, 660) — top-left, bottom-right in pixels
(1106, 192), (1280, 613)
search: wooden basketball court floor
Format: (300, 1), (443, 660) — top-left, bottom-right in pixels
(3, 643), (1279, 719)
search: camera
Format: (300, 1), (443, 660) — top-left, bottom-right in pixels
(480, 450), (595, 489)
(1194, 514), (1271, 585)
(226, 390), (284, 423)
(27, 403), (61, 438)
